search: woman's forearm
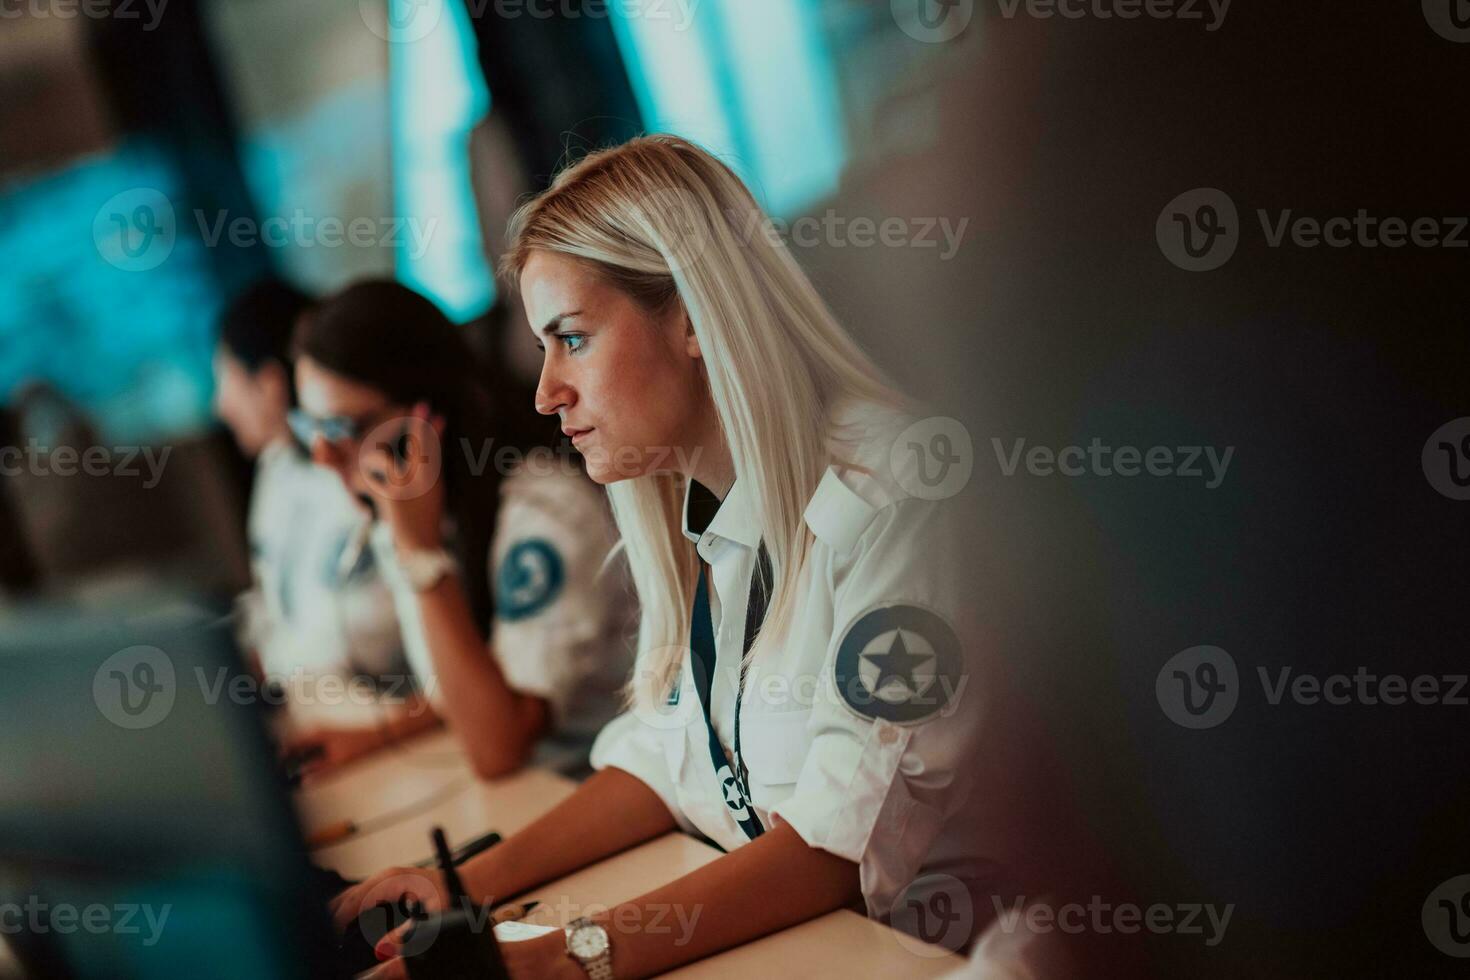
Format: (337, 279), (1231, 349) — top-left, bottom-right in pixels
(381, 695), (443, 741)
(412, 573), (547, 777)
(462, 766), (678, 904)
(585, 822), (861, 979)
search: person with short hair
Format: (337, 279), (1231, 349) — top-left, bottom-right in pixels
(214, 278), (404, 705)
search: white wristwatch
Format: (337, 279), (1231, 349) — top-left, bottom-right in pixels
(565, 917), (613, 979)
(396, 546), (457, 593)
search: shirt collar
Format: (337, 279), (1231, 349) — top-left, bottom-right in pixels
(681, 477), (761, 550)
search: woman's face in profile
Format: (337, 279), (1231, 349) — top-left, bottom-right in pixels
(521, 251), (708, 485)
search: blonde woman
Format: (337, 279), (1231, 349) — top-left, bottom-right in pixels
(337, 135), (980, 978)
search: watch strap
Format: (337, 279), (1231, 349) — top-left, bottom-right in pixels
(398, 546), (456, 593)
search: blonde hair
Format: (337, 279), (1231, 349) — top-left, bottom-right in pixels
(503, 134), (901, 707)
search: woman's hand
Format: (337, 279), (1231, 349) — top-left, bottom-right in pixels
(360, 927), (583, 980)
(347, 768), (682, 977)
(282, 724), (387, 775)
(329, 865), (450, 935)
(360, 402), (448, 552)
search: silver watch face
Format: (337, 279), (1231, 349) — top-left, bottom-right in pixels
(568, 923), (609, 959)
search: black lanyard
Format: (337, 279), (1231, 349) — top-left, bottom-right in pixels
(688, 548), (771, 842)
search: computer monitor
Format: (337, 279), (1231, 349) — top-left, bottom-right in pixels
(0, 597), (342, 980)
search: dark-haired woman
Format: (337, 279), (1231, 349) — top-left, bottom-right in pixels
(283, 280), (635, 779)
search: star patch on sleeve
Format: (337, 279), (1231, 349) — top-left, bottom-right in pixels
(833, 604), (963, 724)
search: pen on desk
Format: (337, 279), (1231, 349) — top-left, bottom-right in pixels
(454, 829), (501, 865)
(411, 828), (501, 868)
(304, 778), (474, 851)
(306, 819), (356, 849)
(492, 901), (540, 924)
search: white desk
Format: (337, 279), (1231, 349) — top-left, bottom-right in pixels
(515, 834), (962, 978)
(297, 730), (963, 976)
(297, 729), (577, 876)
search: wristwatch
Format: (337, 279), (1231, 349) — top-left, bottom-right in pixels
(564, 917), (613, 979)
(396, 546), (457, 593)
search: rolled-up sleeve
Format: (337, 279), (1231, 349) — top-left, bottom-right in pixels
(589, 709), (697, 834)
(769, 494), (979, 919)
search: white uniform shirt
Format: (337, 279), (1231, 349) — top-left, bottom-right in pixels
(373, 461), (636, 745)
(239, 439), (402, 678)
(590, 399), (983, 921)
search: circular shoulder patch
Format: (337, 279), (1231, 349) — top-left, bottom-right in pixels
(495, 539), (564, 621)
(833, 604), (963, 725)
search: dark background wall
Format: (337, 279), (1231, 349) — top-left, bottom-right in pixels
(796, 2), (1467, 975)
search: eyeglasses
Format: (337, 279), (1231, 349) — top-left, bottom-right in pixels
(287, 408), (370, 447)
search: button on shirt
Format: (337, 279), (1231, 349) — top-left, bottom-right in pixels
(590, 399), (982, 920)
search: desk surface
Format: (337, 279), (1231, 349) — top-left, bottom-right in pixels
(517, 835), (962, 979)
(297, 729), (963, 977)
(298, 729), (578, 876)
